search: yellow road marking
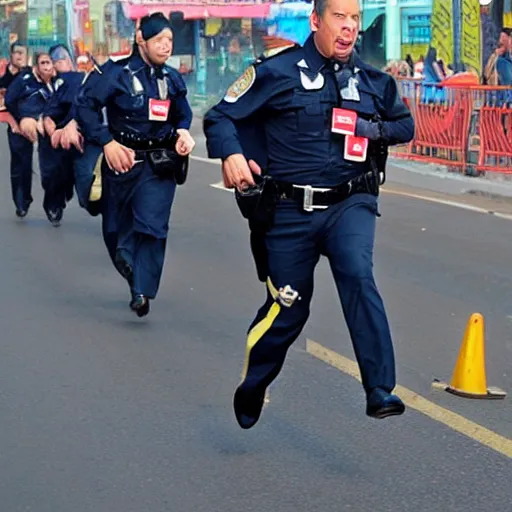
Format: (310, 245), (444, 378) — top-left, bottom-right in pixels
(306, 339), (512, 459)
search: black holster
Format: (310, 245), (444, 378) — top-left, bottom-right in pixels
(147, 149), (189, 185)
(368, 139), (389, 193)
(235, 174), (278, 282)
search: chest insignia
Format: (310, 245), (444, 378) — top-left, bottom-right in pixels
(297, 59), (324, 90)
(341, 76), (360, 102)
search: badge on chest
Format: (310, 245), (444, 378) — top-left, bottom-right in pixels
(331, 108), (357, 135)
(344, 135), (368, 162)
(331, 108), (368, 162)
(149, 98), (170, 122)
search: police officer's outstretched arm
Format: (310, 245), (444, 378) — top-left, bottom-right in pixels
(76, 67), (135, 173)
(203, 63), (284, 189)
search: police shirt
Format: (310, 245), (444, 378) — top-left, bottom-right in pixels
(44, 71), (85, 129)
(0, 65), (30, 90)
(4, 69), (53, 122)
(204, 34), (414, 187)
(75, 52), (193, 147)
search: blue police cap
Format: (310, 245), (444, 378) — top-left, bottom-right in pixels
(140, 13), (172, 41)
(49, 44), (72, 62)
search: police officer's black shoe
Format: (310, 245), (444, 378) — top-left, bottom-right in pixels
(130, 294), (150, 318)
(233, 386), (266, 430)
(366, 388), (405, 419)
(15, 208), (27, 218)
(46, 209), (63, 228)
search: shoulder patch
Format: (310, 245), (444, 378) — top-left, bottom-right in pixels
(54, 78), (64, 90)
(224, 65), (256, 103)
(23, 73), (31, 80)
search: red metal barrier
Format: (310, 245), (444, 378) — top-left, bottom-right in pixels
(393, 80), (512, 174)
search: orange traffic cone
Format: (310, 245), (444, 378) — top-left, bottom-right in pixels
(433, 313), (506, 399)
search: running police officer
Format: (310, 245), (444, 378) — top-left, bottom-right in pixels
(204, 0), (414, 429)
(1, 43), (33, 217)
(76, 13), (195, 317)
(9, 53), (55, 217)
(40, 44), (84, 226)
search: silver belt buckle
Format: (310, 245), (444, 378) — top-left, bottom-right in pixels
(293, 185), (330, 212)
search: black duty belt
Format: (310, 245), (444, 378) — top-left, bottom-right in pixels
(275, 171), (379, 212)
(113, 134), (176, 152)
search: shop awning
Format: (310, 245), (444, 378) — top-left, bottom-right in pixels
(121, 1), (272, 20)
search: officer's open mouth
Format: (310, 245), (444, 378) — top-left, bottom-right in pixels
(336, 40), (353, 50)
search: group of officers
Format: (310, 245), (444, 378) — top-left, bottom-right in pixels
(1, 0), (416, 431)
(1, 14), (195, 319)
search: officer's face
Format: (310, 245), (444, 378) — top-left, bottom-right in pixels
(144, 29), (174, 66)
(53, 58), (73, 73)
(311, 0), (360, 62)
(11, 47), (27, 68)
(36, 54), (54, 82)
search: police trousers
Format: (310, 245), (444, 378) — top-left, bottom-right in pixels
(101, 158), (176, 299)
(240, 193), (396, 397)
(38, 135), (75, 214)
(8, 127), (33, 211)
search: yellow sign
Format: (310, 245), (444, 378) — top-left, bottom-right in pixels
(205, 18), (222, 37)
(39, 15), (53, 36)
(461, 0), (481, 75)
(401, 43), (429, 62)
(430, 0), (453, 65)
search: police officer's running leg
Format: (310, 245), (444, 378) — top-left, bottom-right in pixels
(38, 137), (67, 227)
(8, 127), (33, 217)
(324, 195), (405, 419)
(234, 204), (320, 429)
(127, 162), (177, 316)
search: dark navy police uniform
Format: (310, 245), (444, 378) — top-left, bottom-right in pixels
(76, 50), (192, 316)
(3, 67), (36, 216)
(204, 34), (414, 429)
(42, 70), (84, 225)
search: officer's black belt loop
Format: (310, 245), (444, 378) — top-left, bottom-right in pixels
(276, 171), (379, 212)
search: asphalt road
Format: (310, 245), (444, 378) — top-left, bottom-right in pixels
(0, 129), (511, 512)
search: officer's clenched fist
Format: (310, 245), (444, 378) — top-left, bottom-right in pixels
(222, 154), (261, 190)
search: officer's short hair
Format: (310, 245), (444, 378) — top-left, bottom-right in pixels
(314, 0), (361, 17)
(10, 42), (26, 54)
(314, 0), (328, 17)
(34, 52), (50, 65)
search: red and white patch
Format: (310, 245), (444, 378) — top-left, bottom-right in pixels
(331, 108), (357, 135)
(344, 135), (368, 162)
(149, 99), (170, 122)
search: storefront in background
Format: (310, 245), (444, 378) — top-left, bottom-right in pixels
(361, 0), (432, 68)
(26, 0), (70, 55)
